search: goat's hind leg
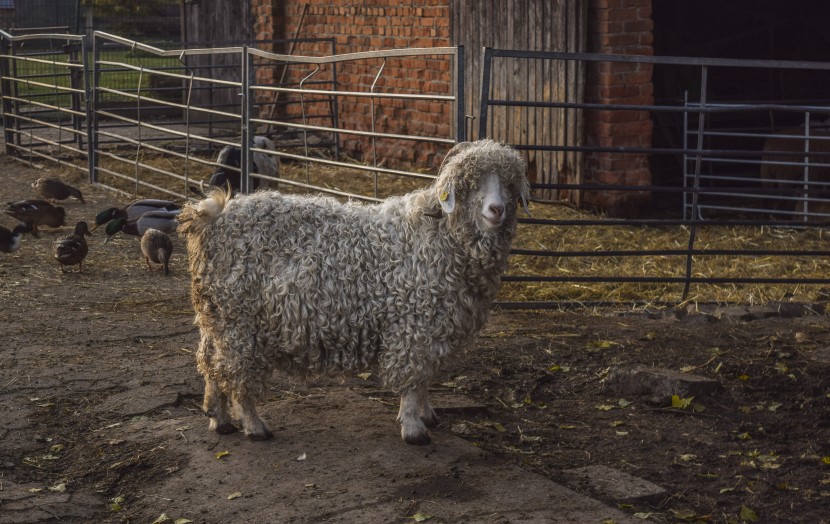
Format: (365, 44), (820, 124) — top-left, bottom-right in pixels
(234, 393), (274, 441)
(418, 386), (438, 428)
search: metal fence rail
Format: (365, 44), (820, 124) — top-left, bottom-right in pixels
(4, 33), (830, 307)
(479, 48), (830, 307)
(0, 30), (91, 176)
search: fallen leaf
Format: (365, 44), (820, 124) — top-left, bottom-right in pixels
(28, 488), (42, 493)
(174, 520), (194, 524)
(596, 404), (614, 411)
(739, 505), (759, 522)
(822, 456), (830, 465)
(618, 398), (633, 408)
(611, 420), (625, 427)
(215, 450), (229, 459)
(679, 454), (697, 462)
(227, 492), (242, 500)
(589, 339), (618, 350)
(297, 453), (307, 461)
(738, 374), (750, 381)
(357, 372), (372, 380)
(48, 482), (66, 493)
(671, 395), (694, 409)
(410, 512), (433, 522)
(151, 514), (172, 524)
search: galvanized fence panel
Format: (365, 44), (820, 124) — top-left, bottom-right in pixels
(247, 45), (465, 201)
(5, 32), (830, 308)
(0, 30), (90, 177)
(479, 48), (830, 307)
(87, 32), (339, 200)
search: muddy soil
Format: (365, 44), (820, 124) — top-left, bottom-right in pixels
(1, 156), (828, 523)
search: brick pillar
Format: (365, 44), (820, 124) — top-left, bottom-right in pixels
(585, 0), (654, 218)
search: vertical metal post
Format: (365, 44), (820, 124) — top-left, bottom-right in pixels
(800, 111), (811, 222)
(330, 38), (340, 158)
(90, 32), (101, 185)
(682, 65), (708, 301)
(68, 43), (83, 150)
(682, 91), (689, 219)
(240, 45), (251, 194)
(455, 45), (465, 142)
(80, 36), (94, 183)
(0, 33), (14, 154)
(478, 47), (493, 141)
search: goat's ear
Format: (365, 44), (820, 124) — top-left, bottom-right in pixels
(438, 141), (474, 174)
(435, 142), (471, 215)
(438, 185), (456, 214)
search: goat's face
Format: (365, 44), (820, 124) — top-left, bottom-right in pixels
(475, 171), (510, 231)
(436, 140), (530, 237)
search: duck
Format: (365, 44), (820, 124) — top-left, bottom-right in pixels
(0, 222), (32, 253)
(140, 228), (173, 275)
(93, 199), (181, 231)
(4, 199), (66, 236)
(103, 209), (180, 243)
(54, 221), (92, 272)
(32, 177), (85, 204)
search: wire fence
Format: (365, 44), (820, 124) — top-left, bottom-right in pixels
(3, 30), (830, 308)
(478, 48), (830, 307)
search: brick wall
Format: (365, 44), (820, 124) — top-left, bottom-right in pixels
(585, 0), (655, 217)
(251, 0), (453, 169)
(250, 0), (656, 214)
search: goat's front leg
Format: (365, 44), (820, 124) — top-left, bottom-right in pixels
(203, 378), (237, 435)
(397, 384), (431, 445)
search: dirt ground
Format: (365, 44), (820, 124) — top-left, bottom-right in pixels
(1, 155), (829, 523)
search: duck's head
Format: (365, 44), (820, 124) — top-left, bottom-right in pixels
(93, 208), (120, 231)
(103, 218), (126, 244)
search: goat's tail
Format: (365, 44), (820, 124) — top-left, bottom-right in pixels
(178, 187), (231, 236)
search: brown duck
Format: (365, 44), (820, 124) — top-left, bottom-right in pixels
(32, 177), (85, 204)
(54, 221), (92, 272)
(140, 228), (173, 275)
(4, 199), (66, 236)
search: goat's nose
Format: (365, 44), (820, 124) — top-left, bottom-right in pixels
(490, 204), (505, 218)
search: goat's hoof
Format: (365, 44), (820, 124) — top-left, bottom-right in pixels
(404, 431), (432, 445)
(247, 428), (274, 441)
(214, 422), (239, 435)
(421, 414), (439, 428)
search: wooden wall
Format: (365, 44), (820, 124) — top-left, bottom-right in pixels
(182, 0), (253, 122)
(451, 0), (588, 202)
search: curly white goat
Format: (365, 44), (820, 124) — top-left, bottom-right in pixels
(179, 139), (529, 444)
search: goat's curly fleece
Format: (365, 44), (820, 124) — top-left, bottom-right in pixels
(180, 139), (528, 403)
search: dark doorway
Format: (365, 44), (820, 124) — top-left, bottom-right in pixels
(650, 1), (830, 190)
